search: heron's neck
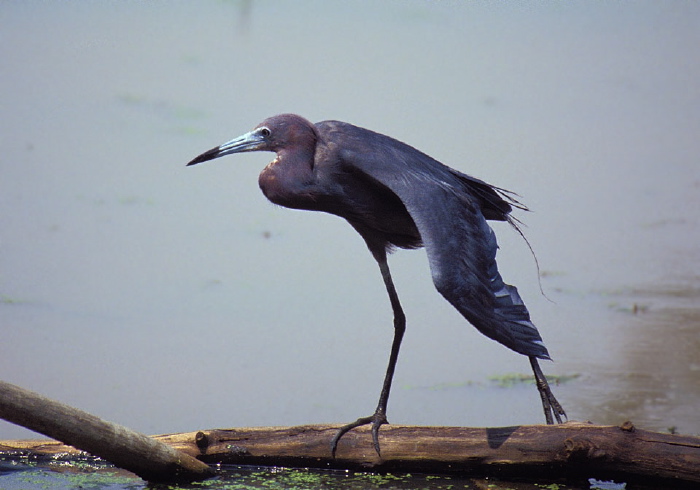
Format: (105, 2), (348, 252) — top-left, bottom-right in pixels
(258, 146), (317, 209)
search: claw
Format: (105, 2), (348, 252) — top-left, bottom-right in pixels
(330, 412), (388, 458)
(549, 392), (567, 424)
(371, 419), (383, 455)
(530, 356), (567, 425)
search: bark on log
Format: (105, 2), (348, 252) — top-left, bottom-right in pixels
(0, 380), (214, 483)
(2, 422), (699, 486)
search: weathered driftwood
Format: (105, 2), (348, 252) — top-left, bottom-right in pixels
(0, 380), (214, 483)
(3, 422), (699, 486)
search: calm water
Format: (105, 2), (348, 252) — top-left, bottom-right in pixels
(1, 1), (698, 468)
(0, 458), (629, 490)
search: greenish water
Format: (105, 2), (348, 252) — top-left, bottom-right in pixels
(0, 457), (626, 490)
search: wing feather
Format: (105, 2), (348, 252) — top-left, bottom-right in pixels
(322, 120), (550, 358)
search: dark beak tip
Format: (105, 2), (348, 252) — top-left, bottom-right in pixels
(185, 147), (221, 167)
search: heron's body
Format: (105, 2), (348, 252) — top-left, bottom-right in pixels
(187, 114), (565, 456)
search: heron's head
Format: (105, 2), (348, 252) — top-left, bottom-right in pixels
(186, 114), (317, 166)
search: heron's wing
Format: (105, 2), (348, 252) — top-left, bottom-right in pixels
(327, 122), (549, 358)
(319, 121), (520, 221)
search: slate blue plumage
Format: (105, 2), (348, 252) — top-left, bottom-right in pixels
(187, 114), (566, 457)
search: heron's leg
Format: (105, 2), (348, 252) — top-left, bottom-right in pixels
(330, 253), (405, 458)
(529, 356), (567, 424)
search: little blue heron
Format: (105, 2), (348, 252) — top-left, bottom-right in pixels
(186, 114), (566, 456)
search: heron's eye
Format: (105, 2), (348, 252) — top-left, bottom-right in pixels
(259, 127), (271, 137)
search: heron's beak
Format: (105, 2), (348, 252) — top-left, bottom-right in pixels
(186, 129), (266, 166)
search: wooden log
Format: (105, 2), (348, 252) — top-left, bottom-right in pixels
(0, 380), (214, 483)
(3, 422), (699, 486)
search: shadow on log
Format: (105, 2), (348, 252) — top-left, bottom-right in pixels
(3, 421), (699, 487)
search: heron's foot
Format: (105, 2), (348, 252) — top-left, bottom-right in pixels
(529, 356), (567, 425)
(537, 378), (567, 424)
(330, 411), (388, 458)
